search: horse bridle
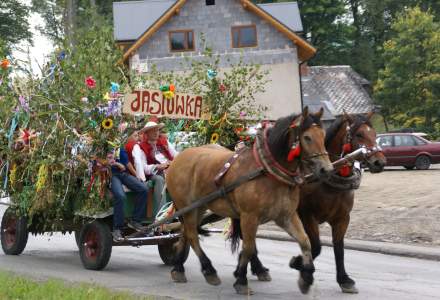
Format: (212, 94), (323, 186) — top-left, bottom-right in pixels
(345, 121), (383, 158)
(297, 124), (329, 163)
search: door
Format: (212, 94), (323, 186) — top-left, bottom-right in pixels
(391, 135), (418, 165)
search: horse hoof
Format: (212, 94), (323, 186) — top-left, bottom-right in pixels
(340, 282), (359, 294)
(171, 270), (187, 283)
(234, 284), (254, 295)
(205, 274), (221, 286)
(256, 271), (272, 282)
(297, 277), (311, 295)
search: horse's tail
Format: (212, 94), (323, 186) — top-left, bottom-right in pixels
(230, 218), (242, 254)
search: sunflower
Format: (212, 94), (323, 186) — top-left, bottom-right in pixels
(210, 133), (220, 144)
(101, 118), (114, 130)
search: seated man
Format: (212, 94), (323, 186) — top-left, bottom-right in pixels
(108, 147), (148, 242)
(133, 121), (177, 209)
(126, 126), (167, 211)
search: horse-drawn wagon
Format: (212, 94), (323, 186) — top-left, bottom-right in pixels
(1, 188), (187, 270)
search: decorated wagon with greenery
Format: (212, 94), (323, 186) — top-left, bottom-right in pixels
(0, 17), (269, 271)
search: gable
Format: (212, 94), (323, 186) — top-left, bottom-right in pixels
(113, 0), (315, 62)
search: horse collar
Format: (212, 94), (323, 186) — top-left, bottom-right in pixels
(253, 128), (303, 186)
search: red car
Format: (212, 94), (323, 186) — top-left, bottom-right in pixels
(376, 133), (440, 170)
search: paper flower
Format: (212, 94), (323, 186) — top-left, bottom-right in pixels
(106, 100), (121, 116)
(101, 118), (113, 130)
(1, 58), (10, 70)
(210, 133), (219, 144)
(57, 51), (66, 61)
(207, 69), (217, 80)
(103, 92), (111, 101)
(111, 82), (120, 93)
(118, 122), (128, 133)
(169, 84), (175, 92)
(163, 91), (174, 99)
(18, 96), (30, 112)
(219, 84), (226, 93)
(18, 129), (37, 145)
(85, 76), (96, 89)
(160, 85), (169, 92)
(81, 97), (88, 103)
(239, 111), (247, 118)
(89, 119), (98, 128)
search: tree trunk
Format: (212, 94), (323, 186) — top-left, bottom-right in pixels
(65, 0), (76, 46)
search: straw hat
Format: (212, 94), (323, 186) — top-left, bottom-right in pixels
(140, 121), (165, 133)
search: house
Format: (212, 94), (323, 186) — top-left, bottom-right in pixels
(113, 0), (316, 120)
(301, 65), (374, 128)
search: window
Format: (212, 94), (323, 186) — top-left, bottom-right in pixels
(414, 136), (427, 145)
(231, 25), (257, 48)
(394, 135), (416, 146)
(206, 0), (215, 5)
(169, 30), (194, 52)
(378, 136), (393, 148)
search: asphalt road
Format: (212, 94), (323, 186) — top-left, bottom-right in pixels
(1, 205), (440, 300)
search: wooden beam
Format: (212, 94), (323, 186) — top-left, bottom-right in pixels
(241, 0), (316, 61)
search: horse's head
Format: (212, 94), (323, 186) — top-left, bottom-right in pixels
(343, 111), (386, 173)
(268, 107), (333, 179)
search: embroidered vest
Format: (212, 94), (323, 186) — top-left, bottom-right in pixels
(124, 140), (138, 165)
(139, 137), (173, 165)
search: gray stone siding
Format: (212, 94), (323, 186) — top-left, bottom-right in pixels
(136, 0), (297, 71)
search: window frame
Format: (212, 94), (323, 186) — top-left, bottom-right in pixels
(231, 24), (258, 48)
(168, 29), (195, 52)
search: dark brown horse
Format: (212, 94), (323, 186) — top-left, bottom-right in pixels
(227, 112), (386, 293)
(296, 112), (386, 293)
(166, 108), (333, 295)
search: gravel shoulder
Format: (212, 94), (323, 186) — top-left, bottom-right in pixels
(260, 167), (440, 246)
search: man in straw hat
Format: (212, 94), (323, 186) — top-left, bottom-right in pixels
(128, 120), (178, 209)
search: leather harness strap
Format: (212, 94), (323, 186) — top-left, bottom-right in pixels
(253, 128), (303, 186)
(214, 146), (247, 187)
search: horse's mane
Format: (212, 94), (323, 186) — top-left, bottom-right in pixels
(267, 113), (322, 162)
(325, 114), (373, 148)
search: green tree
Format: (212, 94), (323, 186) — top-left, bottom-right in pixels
(0, 0), (32, 52)
(374, 7), (440, 132)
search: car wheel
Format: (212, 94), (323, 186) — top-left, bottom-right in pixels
(404, 166), (415, 170)
(415, 155), (430, 170)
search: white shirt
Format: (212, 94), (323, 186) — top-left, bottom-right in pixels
(131, 141), (179, 181)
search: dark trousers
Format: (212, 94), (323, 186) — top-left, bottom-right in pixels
(111, 172), (148, 230)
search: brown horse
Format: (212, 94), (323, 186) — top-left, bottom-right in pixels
(166, 107), (333, 295)
(291, 111), (386, 293)
(225, 112), (387, 293)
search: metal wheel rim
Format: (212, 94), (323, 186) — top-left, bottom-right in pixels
(84, 228), (100, 261)
(418, 156), (430, 168)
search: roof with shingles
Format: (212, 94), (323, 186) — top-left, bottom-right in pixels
(302, 66), (373, 117)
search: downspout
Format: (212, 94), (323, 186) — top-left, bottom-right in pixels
(298, 51), (316, 113)
(299, 60), (305, 113)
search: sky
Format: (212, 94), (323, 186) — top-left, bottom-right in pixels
(13, 0), (53, 75)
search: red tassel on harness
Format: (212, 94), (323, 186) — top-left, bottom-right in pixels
(342, 143), (352, 154)
(287, 145), (301, 162)
(339, 165), (351, 177)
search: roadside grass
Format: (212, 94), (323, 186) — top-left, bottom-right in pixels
(0, 271), (153, 300)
